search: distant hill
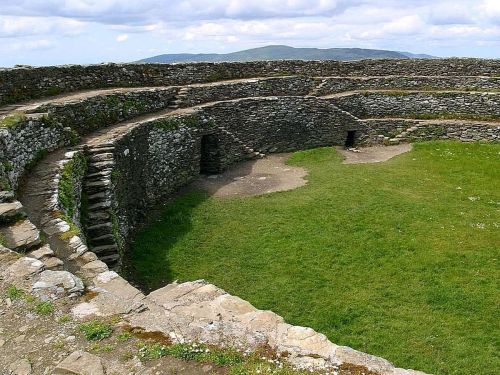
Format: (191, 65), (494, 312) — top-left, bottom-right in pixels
(139, 45), (437, 63)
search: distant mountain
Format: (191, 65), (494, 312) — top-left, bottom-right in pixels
(139, 45), (437, 63)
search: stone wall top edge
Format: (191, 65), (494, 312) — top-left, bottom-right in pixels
(1, 57), (500, 72)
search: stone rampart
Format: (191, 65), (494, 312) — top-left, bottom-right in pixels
(177, 76), (315, 107)
(33, 87), (177, 135)
(313, 76), (500, 96)
(1, 59), (499, 375)
(2, 58), (500, 105)
(330, 91), (500, 119)
(0, 116), (74, 190)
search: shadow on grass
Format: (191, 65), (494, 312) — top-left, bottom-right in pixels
(122, 191), (210, 293)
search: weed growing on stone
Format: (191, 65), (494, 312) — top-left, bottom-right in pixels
(5, 285), (24, 299)
(88, 342), (115, 353)
(34, 301), (54, 315)
(116, 331), (132, 342)
(77, 320), (113, 341)
(58, 314), (72, 323)
(137, 341), (168, 360)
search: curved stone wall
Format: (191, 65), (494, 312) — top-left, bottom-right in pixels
(329, 91), (500, 119)
(1, 59), (499, 375)
(312, 76), (500, 95)
(2, 58), (500, 105)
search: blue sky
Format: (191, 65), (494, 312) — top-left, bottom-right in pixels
(0, 0), (499, 67)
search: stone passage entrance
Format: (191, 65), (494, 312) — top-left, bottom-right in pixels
(345, 130), (356, 147)
(200, 134), (221, 175)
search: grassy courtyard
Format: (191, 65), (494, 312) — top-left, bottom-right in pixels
(127, 141), (499, 375)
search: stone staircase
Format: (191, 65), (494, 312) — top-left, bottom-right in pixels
(83, 144), (119, 268)
(308, 78), (328, 96)
(216, 124), (266, 159)
(167, 87), (189, 110)
(387, 124), (421, 145)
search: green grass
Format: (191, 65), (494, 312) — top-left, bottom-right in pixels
(77, 320), (113, 341)
(5, 285), (24, 299)
(0, 111), (26, 128)
(34, 301), (54, 315)
(127, 141), (500, 375)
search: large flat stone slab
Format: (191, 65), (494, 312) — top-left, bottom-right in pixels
(53, 350), (105, 375)
(0, 219), (41, 251)
(0, 201), (24, 223)
(126, 280), (429, 374)
(3, 256), (44, 283)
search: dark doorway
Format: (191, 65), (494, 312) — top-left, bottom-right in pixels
(200, 134), (221, 175)
(345, 130), (356, 148)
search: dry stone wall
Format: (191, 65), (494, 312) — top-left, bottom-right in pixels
(33, 87), (177, 135)
(1, 59), (500, 375)
(177, 76), (315, 107)
(360, 119), (500, 143)
(313, 76), (500, 96)
(330, 91), (500, 119)
(200, 97), (359, 153)
(2, 58), (500, 105)
(0, 116), (74, 190)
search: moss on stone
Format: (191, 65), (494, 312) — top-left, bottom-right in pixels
(0, 112), (26, 128)
(58, 152), (87, 223)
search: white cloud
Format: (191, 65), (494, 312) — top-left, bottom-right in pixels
(0, 0), (498, 65)
(116, 33), (128, 42)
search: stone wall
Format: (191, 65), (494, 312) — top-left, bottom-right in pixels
(34, 87), (177, 135)
(178, 76), (315, 107)
(329, 91), (500, 119)
(108, 96), (358, 250)
(313, 76), (500, 96)
(0, 116), (73, 190)
(200, 97), (360, 154)
(360, 119), (500, 143)
(2, 58), (500, 105)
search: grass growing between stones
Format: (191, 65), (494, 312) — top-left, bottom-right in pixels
(128, 141), (499, 375)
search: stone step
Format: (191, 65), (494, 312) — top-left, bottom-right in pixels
(88, 143), (114, 149)
(92, 244), (118, 256)
(87, 210), (111, 222)
(168, 104), (179, 109)
(87, 192), (110, 202)
(88, 161), (114, 173)
(90, 234), (116, 247)
(0, 201), (25, 224)
(88, 200), (112, 211)
(87, 147), (114, 155)
(99, 254), (120, 265)
(85, 179), (111, 189)
(89, 153), (114, 163)
(87, 222), (113, 237)
(86, 170), (112, 180)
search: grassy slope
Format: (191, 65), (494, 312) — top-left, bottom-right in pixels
(127, 142), (500, 375)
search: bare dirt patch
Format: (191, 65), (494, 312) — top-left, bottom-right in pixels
(336, 144), (412, 164)
(186, 153), (307, 198)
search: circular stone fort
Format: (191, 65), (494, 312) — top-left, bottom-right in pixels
(0, 59), (498, 374)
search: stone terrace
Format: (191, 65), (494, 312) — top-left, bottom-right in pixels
(0, 59), (499, 374)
